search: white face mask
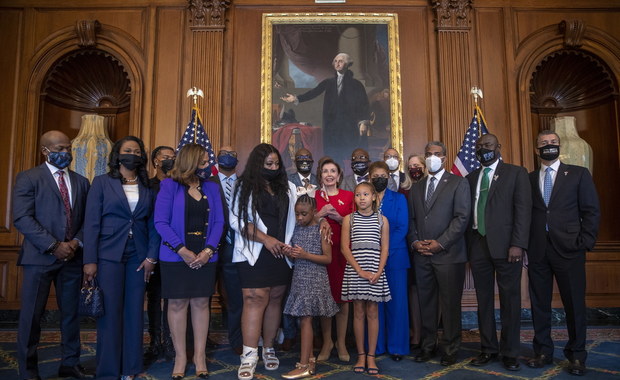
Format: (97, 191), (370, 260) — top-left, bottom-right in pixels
(425, 155), (443, 173)
(385, 157), (399, 171)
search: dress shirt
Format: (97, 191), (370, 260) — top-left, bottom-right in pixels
(538, 159), (560, 197)
(45, 161), (73, 206)
(473, 160), (499, 229)
(425, 168), (446, 198)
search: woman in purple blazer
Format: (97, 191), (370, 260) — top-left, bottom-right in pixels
(154, 143), (225, 379)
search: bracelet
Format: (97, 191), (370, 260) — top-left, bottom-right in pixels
(200, 248), (213, 258)
(145, 257), (158, 265)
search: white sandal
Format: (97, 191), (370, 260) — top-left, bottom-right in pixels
(238, 352), (258, 380)
(262, 346), (280, 370)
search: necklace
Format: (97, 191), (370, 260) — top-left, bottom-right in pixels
(122, 176), (138, 184)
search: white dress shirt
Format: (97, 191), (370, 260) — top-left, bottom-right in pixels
(45, 161), (73, 206)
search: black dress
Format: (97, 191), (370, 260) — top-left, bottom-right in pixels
(237, 191), (291, 288)
(160, 188), (216, 299)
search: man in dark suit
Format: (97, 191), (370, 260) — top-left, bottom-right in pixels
(281, 52), (370, 166)
(466, 134), (531, 371)
(287, 148), (318, 189)
(340, 148), (370, 192)
(407, 141), (471, 366)
(384, 147), (405, 192)
(526, 130), (600, 376)
(13, 130), (91, 380)
(211, 145), (243, 355)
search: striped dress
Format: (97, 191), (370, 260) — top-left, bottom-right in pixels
(341, 211), (392, 303)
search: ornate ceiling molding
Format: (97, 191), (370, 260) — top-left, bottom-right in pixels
(432, 0), (473, 31)
(188, 0), (231, 30)
(75, 20), (101, 48)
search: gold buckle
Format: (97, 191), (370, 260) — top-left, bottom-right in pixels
(187, 231), (203, 236)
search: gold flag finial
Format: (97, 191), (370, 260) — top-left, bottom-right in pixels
(186, 87), (204, 143)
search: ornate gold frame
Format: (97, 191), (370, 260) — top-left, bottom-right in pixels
(260, 13), (403, 158)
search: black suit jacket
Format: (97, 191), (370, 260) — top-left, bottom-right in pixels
(528, 162), (600, 260)
(466, 161), (531, 258)
(407, 171), (471, 264)
(13, 164), (90, 265)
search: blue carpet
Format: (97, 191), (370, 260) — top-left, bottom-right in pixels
(0, 328), (618, 379)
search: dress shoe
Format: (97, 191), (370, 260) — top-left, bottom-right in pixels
(469, 353), (497, 366)
(441, 354), (457, 366)
(58, 364), (93, 378)
(414, 351), (434, 362)
(567, 359), (586, 376)
(527, 354), (553, 368)
(391, 354), (403, 362)
(281, 361), (315, 379)
(502, 356), (520, 371)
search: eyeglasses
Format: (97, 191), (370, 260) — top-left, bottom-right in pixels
(424, 152), (444, 158)
(220, 150), (237, 157)
(384, 154), (399, 160)
(351, 155), (368, 161)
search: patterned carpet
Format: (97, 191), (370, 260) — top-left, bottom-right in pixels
(0, 328), (619, 379)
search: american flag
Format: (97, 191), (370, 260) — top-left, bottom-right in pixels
(177, 106), (216, 169)
(451, 105), (489, 177)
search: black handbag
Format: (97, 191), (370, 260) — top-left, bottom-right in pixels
(79, 278), (104, 318)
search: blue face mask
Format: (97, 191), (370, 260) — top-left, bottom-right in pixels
(195, 166), (211, 180)
(218, 154), (238, 170)
(46, 149), (72, 169)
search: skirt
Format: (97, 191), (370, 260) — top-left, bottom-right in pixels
(160, 261), (216, 299)
(236, 247), (291, 288)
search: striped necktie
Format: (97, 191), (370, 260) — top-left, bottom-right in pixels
(57, 170), (72, 241)
(425, 176), (436, 210)
(224, 177), (233, 243)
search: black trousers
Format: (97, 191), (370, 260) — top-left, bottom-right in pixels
(145, 262), (171, 344)
(528, 236), (587, 362)
(218, 242), (243, 349)
(469, 232), (522, 358)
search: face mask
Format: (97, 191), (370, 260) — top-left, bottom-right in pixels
(295, 160), (313, 175)
(351, 161), (369, 176)
(385, 157), (399, 171)
(371, 177), (389, 193)
(425, 155), (443, 173)
(195, 166), (211, 180)
(476, 148), (497, 166)
(46, 149), (72, 169)
(160, 159), (175, 174)
(261, 168), (280, 181)
(218, 154), (238, 170)
(538, 144), (560, 161)
(409, 167), (424, 181)
(119, 154), (144, 170)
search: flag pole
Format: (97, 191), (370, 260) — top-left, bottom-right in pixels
(470, 86), (484, 137)
(186, 87), (204, 144)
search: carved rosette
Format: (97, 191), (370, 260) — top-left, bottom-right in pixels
(432, 0), (473, 30)
(188, 0), (231, 30)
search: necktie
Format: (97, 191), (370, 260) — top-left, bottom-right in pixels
(357, 174), (368, 183)
(425, 176), (436, 210)
(224, 177), (234, 244)
(390, 173), (398, 191)
(57, 170), (72, 241)
(476, 167), (492, 236)
(302, 178), (310, 187)
(543, 167), (553, 206)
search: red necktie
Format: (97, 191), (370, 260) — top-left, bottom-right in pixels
(57, 170), (72, 241)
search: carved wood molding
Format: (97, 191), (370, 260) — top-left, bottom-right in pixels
(432, 0), (472, 31)
(75, 20), (101, 48)
(559, 19), (586, 48)
(188, 0), (231, 30)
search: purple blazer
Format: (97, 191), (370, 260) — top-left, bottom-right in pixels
(154, 178), (225, 262)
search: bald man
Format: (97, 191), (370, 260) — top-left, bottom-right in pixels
(287, 148), (318, 189)
(13, 130), (91, 379)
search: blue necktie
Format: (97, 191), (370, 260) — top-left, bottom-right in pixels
(543, 167), (553, 206)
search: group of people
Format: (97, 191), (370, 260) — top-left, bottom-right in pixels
(13, 128), (599, 380)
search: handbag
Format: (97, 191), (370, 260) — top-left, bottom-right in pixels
(79, 278), (104, 318)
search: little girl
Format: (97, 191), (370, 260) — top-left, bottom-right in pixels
(341, 182), (391, 375)
(282, 195), (339, 379)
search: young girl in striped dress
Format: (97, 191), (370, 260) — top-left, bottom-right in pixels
(341, 182), (391, 375)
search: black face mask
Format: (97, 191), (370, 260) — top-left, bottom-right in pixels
(409, 167), (424, 181)
(261, 168), (280, 181)
(160, 159), (175, 174)
(295, 160), (313, 175)
(119, 154), (144, 170)
(371, 177), (389, 193)
(476, 148), (497, 166)
(538, 144), (560, 161)
(351, 161), (369, 176)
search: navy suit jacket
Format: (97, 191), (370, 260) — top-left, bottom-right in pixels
(528, 162), (600, 260)
(407, 171), (471, 264)
(13, 164), (90, 265)
(83, 174), (159, 264)
(380, 189), (410, 269)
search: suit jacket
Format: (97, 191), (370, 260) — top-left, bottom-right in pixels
(83, 174), (159, 264)
(407, 171), (471, 264)
(466, 161), (531, 258)
(380, 189), (410, 269)
(209, 174), (234, 250)
(154, 178), (225, 262)
(13, 164), (90, 265)
(528, 162), (600, 260)
(340, 174), (366, 192)
(288, 172), (318, 187)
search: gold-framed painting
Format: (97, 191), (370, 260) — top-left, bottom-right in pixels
(260, 13), (402, 172)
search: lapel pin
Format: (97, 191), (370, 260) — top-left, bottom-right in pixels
(564, 171), (568, 176)
(338, 199), (344, 206)
(493, 175), (499, 181)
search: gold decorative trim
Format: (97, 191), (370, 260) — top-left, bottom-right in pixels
(260, 13), (403, 160)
